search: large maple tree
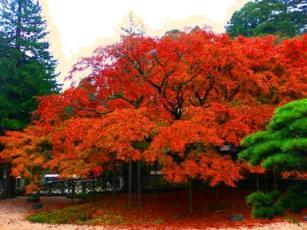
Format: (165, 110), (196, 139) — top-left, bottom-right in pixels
(0, 30), (306, 197)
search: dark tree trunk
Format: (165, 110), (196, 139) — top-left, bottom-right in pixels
(213, 185), (221, 210)
(137, 160), (141, 208)
(273, 170), (278, 191)
(154, 162), (158, 200)
(16, 0), (22, 52)
(264, 173), (268, 192)
(128, 159), (132, 208)
(256, 174), (260, 192)
(188, 180), (193, 214)
(92, 177), (95, 201)
(112, 160), (117, 200)
(2, 164), (15, 198)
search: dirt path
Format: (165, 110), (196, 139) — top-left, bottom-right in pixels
(0, 197), (305, 230)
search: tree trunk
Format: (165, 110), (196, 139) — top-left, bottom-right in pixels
(137, 160), (141, 208)
(213, 185), (221, 210)
(154, 162), (158, 200)
(71, 182), (75, 204)
(188, 180), (193, 214)
(3, 164), (15, 198)
(112, 160), (117, 200)
(256, 174), (260, 192)
(273, 170), (278, 191)
(16, 0), (22, 52)
(92, 177), (95, 201)
(264, 173), (268, 192)
(128, 159), (132, 208)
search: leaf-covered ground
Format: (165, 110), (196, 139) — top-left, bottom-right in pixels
(27, 188), (306, 229)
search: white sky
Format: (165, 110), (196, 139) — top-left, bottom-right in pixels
(39, 0), (248, 89)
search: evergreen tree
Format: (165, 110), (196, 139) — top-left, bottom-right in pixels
(239, 99), (307, 219)
(239, 99), (307, 174)
(284, 0), (307, 34)
(0, 0), (59, 133)
(0, 0), (58, 87)
(0, 35), (55, 134)
(226, 0), (307, 37)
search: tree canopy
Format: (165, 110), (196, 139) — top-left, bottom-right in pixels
(0, 0), (58, 133)
(0, 0), (58, 81)
(226, 0), (307, 37)
(0, 30), (306, 192)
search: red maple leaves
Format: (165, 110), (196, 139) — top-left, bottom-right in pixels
(1, 30), (306, 193)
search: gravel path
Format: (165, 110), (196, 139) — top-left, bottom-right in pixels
(0, 197), (305, 230)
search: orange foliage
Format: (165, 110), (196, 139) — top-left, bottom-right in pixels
(0, 126), (50, 193)
(282, 171), (307, 180)
(48, 108), (156, 179)
(1, 31), (306, 191)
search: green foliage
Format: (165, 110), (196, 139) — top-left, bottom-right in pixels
(239, 99), (307, 173)
(0, 0), (59, 133)
(0, 41), (55, 133)
(241, 99), (307, 218)
(27, 193), (40, 202)
(131, 140), (150, 151)
(226, 0), (307, 37)
(247, 185), (307, 219)
(64, 106), (75, 115)
(0, 0), (59, 83)
(246, 191), (283, 219)
(268, 99), (307, 131)
(278, 185), (307, 213)
(261, 153), (302, 169)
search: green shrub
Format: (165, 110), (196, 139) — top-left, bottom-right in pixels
(278, 185), (307, 213)
(247, 185), (307, 219)
(246, 191), (283, 219)
(27, 193), (40, 203)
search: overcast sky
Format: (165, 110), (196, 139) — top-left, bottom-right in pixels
(39, 0), (248, 89)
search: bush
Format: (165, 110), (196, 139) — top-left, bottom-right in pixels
(246, 191), (283, 219)
(27, 193), (40, 203)
(278, 185), (307, 213)
(247, 185), (307, 219)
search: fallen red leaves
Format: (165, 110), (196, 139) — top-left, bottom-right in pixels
(30, 188), (306, 229)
